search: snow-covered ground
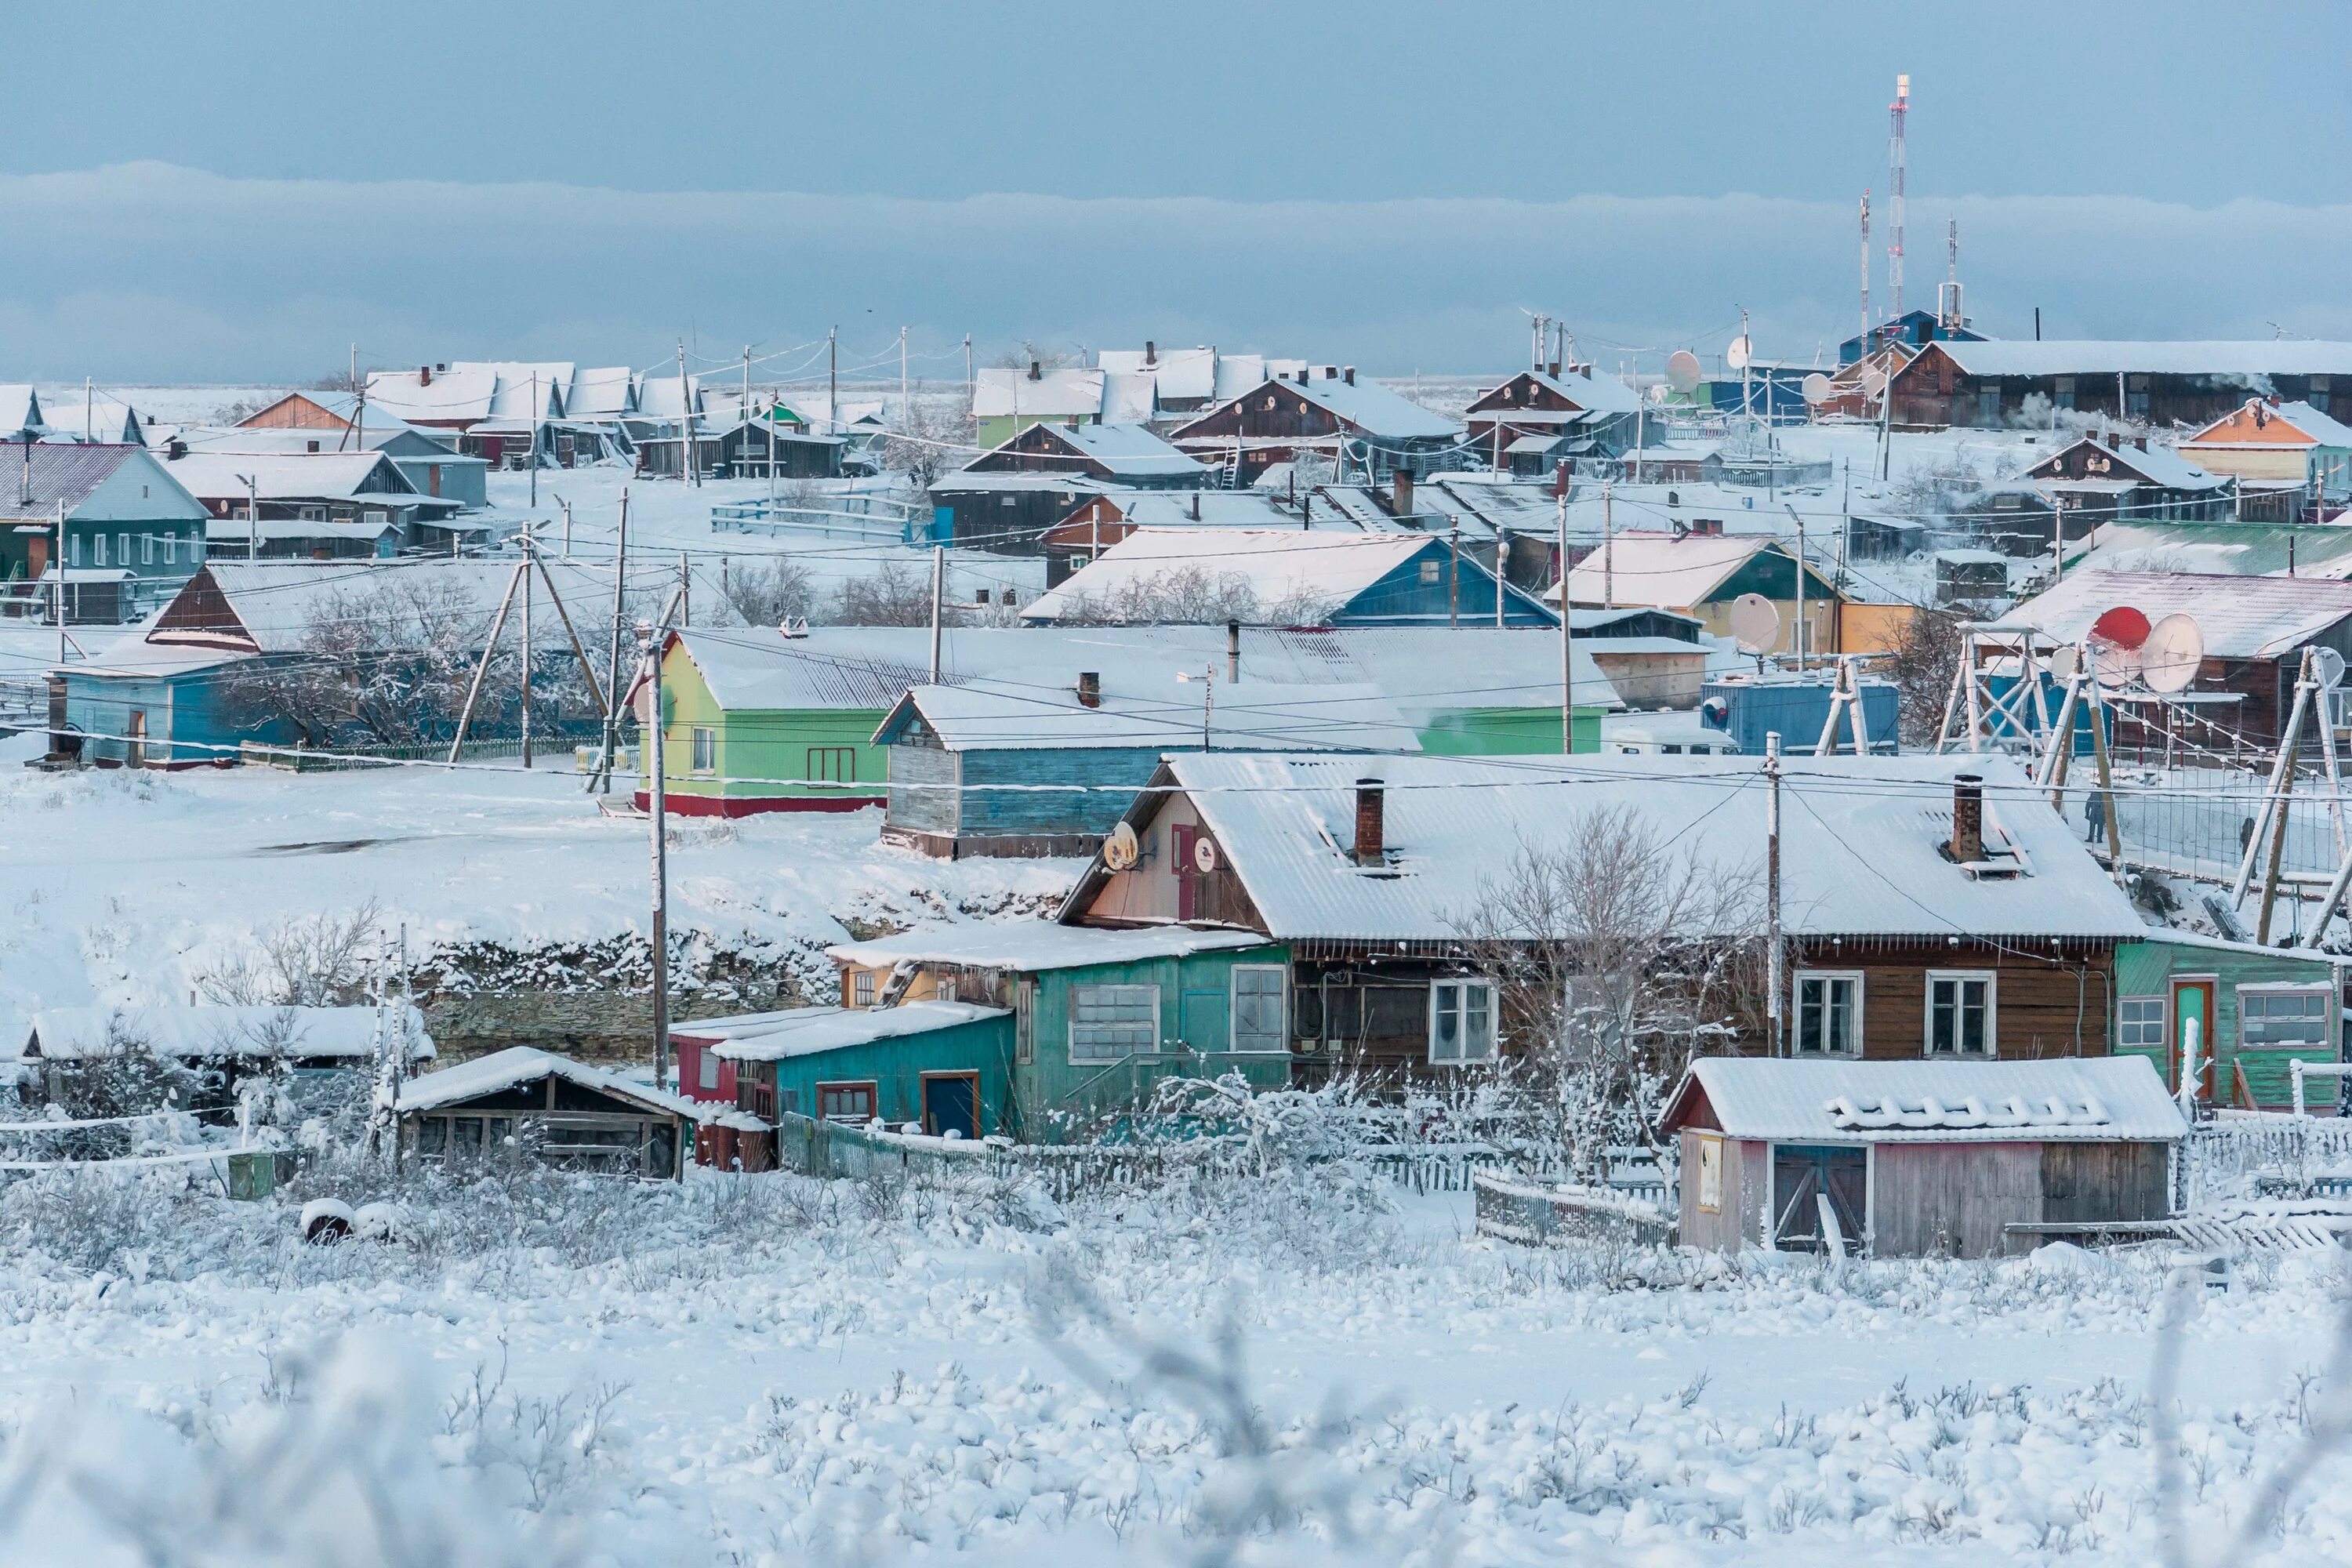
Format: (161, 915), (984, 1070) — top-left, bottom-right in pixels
(0, 1160), (2341, 1566)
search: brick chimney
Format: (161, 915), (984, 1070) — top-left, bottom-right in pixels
(1353, 779), (1385, 866)
(1546, 360), (1562, 378)
(419, 365), (431, 387)
(1343, 365), (1356, 386)
(1076, 671), (1100, 709)
(1392, 468), (1415, 516)
(1951, 774), (1984, 864)
(1028, 359), (1042, 381)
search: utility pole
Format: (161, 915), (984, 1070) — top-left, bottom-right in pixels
(239, 474), (258, 561)
(1447, 522), (1461, 629)
(828, 326), (839, 434)
(1786, 503), (1807, 672)
(963, 332), (974, 406)
(899, 325), (909, 431)
(1859, 191), (1871, 342)
(1766, 732), (1784, 1054)
(519, 530), (534, 770)
(676, 342), (699, 488)
(638, 619), (671, 1091)
(741, 343), (752, 448)
(1602, 480), (1614, 608)
(677, 551), (691, 627)
(927, 545), (945, 682)
(529, 370), (539, 509)
(557, 494), (572, 558)
(1558, 487), (1573, 754)
(53, 502), (65, 671)
(591, 489), (629, 794)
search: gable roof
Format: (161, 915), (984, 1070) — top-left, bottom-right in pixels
(670, 627), (936, 710)
(0, 444), (200, 525)
(564, 367), (637, 419)
(21, 1005), (433, 1063)
(1661, 1056), (2185, 1144)
(1916, 340), (2352, 379)
(2024, 436), (2227, 491)
(877, 675), (1421, 753)
(2069, 521), (2352, 581)
(1083, 751), (2145, 945)
(1554, 532), (1836, 608)
(1096, 347), (1220, 404)
(146, 558), (612, 655)
(159, 450), (434, 504)
(975, 421), (1203, 479)
(1087, 491), (1302, 528)
(1236, 375), (1461, 440)
(391, 1046), (697, 1117)
(363, 366), (500, 424)
(681, 1001), (1009, 1062)
(2183, 399), (2352, 452)
(1990, 568), (2352, 658)
(0, 384), (45, 437)
(830, 922), (1271, 971)
(972, 367), (1106, 420)
(1468, 368), (1642, 417)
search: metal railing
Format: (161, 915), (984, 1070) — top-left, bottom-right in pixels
(710, 497), (923, 544)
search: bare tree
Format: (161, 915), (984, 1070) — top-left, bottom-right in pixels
(1051, 564), (1338, 627)
(830, 559), (937, 626)
(195, 901), (384, 1007)
(1886, 605), (1969, 746)
(1450, 806), (1767, 1180)
(716, 557), (817, 629)
(882, 381), (975, 489)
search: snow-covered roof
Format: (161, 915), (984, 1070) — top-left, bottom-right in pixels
(161, 451), (437, 504)
(1097, 347), (1220, 405)
(1664, 1057), (2186, 1145)
(670, 628), (935, 711)
(1253, 626), (1625, 712)
(1100, 371), (1158, 424)
(148, 558), (611, 656)
(205, 514), (402, 546)
(883, 675), (1421, 753)
(1554, 532), (1830, 609)
(972, 367), (1106, 420)
(2183, 399), (2352, 451)
(363, 366), (500, 424)
(1089, 492), (1301, 529)
(1924, 340), (2352, 379)
(392, 1046), (697, 1118)
(169, 421), (447, 459)
(1119, 752), (2147, 944)
(1008, 421), (1203, 479)
(0, 445), (191, 524)
(446, 361), (574, 422)
(20, 1006), (432, 1063)
(684, 1001), (1010, 1062)
(0, 383), (45, 437)
(829, 922), (1271, 971)
(1991, 569), (2352, 659)
(2024, 436), (2227, 491)
(2069, 522), (2352, 582)
(1277, 376), (1461, 440)
(564, 367), (637, 419)
(1020, 528), (1439, 625)
(633, 375), (702, 421)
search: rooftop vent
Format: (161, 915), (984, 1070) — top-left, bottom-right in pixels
(1352, 779), (1385, 866)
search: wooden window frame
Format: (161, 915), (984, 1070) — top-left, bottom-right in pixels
(815, 1079), (879, 1123)
(689, 726), (717, 775)
(807, 746), (857, 784)
(2117, 993), (2168, 1052)
(1794, 970), (1865, 1058)
(1695, 1133), (1723, 1213)
(1229, 964), (1289, 1054)
(1069, 982), (1159, 1064)
(851, 971), (876, 1008)
(1427, 978), (1497, 1065)
(2236, 983), (2332, 1050)
(1924, 970), (1997, 1058)
(695, 1040), (721, 1092)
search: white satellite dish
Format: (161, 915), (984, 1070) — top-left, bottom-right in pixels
(1859, 365), (1889, 398)
(1801, 372), (1835, 406)
(1726, 336), (1753, 370)
(1192, 837), (1220, 874)
(1728, 592), (1780, 655)
(2091, 640), (2143, 687)
(2315, 644), (2347, 691)
(2048, 644), (2080, 682)
(1103, 822), (1139, 871)
(1665, 350), (1703, 394)
(2140, 613), (2206, 695)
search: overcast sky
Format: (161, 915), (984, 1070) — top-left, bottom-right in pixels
(7, 2), (2348, 383)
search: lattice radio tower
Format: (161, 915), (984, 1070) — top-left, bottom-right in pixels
(1886, 74), (1909, 321)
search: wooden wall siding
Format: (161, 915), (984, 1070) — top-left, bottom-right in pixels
(2111, 938), (2343, 1107)
(1174, 381), (1348, 444)
(736, 1014), (1017, 1136)
(1288, 957), (1502, 1087)
(1677, 1130), (1759, 1253)
(2039, 1142), (2169, 1226)
(1872, 1141), (2042, 1258)
(957, 746), (1163, 842)
(884, 742), (960, 834)
(1791, 940), (2114, 1059)
(1334, 549), (1556, 628)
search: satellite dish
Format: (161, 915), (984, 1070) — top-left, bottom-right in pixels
(1802, 372), (1835, 406)
(2314, 644), (2347, 691)
(2141, 614), (2207, 695)
(2089, 605), (2151, 652)
(2048, 645), (2080, 682)
(1665, 350), (1703, 394)
(1103, 822), (1139, 871)
(1726, 336), (1753, 370)
(1192, 837), (1220, 874)
(1858, 365), (1889, 398)
(1729, 592), (1780, 655)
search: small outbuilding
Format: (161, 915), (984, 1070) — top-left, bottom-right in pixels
(392, 1047), (695, 1178)
(1659, 1057), (2187, 1259)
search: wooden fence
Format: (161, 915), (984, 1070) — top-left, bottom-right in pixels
(2185, 1112), (2352, 1203)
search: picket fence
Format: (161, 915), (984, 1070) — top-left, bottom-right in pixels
(2184, 1112), (2352, 1203)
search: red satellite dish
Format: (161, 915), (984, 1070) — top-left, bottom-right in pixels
(2088, 606), (2151, 650)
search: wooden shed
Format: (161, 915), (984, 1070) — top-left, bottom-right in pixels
(392, 1047), (695, 1178)
(1659, 1058), (2187, 1259)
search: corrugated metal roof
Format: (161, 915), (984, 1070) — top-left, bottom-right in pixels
(393, 1046), (695, 1117)
(689, 1001), (1009, 1062)
(162, 450), (427, 503)
(894, 675), (1421, 753)
(1667, 1057), (2185, 1144)
(1046, 422), (1203, 477)
(1286, 376), (1461, 439)
(829, 923), (1270, 971)
(1022, 528), (1433, 624)
(1555, 532), (1830, 609)
(0, 442), (152, 522)
(674, 628), (935, 710)
(2071, 522), (2352, 581)
(972, 368), (1106, 419)
(1991, 569), (2352, 658)
(1929, 340), (2352, 379)
(1156, 751), (2147, 943)
(1527, 367), (1642, 414)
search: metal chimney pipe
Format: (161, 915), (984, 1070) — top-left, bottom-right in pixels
(1951, 773), (1984, 863)
(1353, 779), (1385, 866)
(1226, 619), (1240, 683)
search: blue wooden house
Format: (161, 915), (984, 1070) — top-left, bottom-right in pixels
(1018, 528), (1559, 628)
(873, 662), (1419, 858)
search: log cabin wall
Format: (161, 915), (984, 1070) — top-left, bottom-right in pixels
(1788, 937), (2115, 1060)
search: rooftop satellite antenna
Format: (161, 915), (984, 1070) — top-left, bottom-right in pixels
(1103, 821), (1140, 870)
(1729, 592), (1780, 659)
(1666, 350), (1703, 394)
(1802, 372), (1835, 407)
(2047, 644), (2079, 682)
(2086, 604), (2150, 686)
(1858, 364), (1889, 401)
(2315, 644), (2346, 692)
(2140, 613), (2206, 695)
(1726, 335), (1754, 370)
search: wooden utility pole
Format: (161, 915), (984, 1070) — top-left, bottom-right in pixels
(1558, 488), (1573, 754)
(1766, 731), (1784, 1054)
(528, 370), (539, 509)
(639, 619), (671, 1091)
(590, 490), (630, 794)
(928, 545), (945, 682)
(828, 327), (838, 433)
(519, 532), (534, 770)
(1602, 481), (1614, 608)
(677, 341), (699, 489)
(2253, 648), (2320, 940)
(1447, 523), (1460, 629)
(446, 561), (526, 764)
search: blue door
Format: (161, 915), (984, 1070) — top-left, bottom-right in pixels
(923, 1073), (978, 1138)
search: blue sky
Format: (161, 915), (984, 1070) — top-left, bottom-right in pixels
(6, 2), (2347, 382)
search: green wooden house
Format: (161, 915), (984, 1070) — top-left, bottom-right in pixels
(672, 924), (1292, 1140)
(2111, 932), (2350, 1109)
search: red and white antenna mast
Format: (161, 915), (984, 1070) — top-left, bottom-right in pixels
(1886, 74), (1909, 321)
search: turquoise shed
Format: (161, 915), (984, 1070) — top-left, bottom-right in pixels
(2111, 932), (2350, 1109)
(677, 1000), (1015, 1139)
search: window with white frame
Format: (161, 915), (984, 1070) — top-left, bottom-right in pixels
(851, 971), (876, 1008)
(93, 533), (106, 566)
(1795, 971), (1864, 1057)
(1428, 979), (1497, 1065)
(1070, 984), (1158, 1063)
(117, 533), (129, 565)
(2118, 995), (2167, 1051)
(1926, 971), (1995, 1057)
(697, 1044), (720, 1091)
(690, 727), (716, 774)
(1230, 966), (1287, 1054)
(2239, 985), (2330, 1048)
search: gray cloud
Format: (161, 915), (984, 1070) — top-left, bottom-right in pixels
(9, 163), (2352, 383)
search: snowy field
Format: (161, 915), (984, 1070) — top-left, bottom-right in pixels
(0, 1157), (2342, 1566)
